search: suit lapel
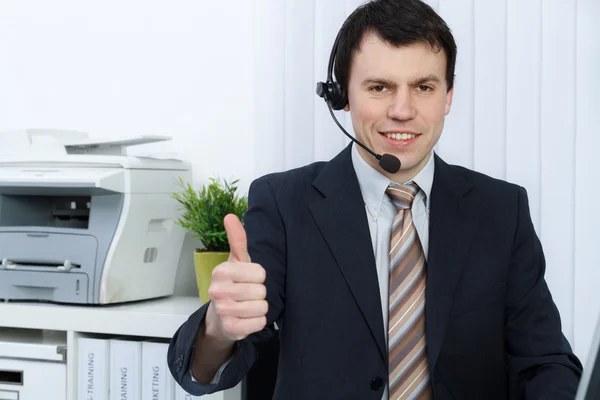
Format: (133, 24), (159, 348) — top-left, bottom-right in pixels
(426, 154), (478, 374)
(309, 145), (387, 363)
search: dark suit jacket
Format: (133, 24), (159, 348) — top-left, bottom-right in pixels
(168, 144), (582, 399)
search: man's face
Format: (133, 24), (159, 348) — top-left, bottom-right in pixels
(345, 32), (454, 181)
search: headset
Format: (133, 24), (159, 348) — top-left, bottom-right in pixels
(316, 26), (401, 174)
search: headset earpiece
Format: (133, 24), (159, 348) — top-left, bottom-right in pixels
(326, 81), (348, 111)
(316, 81), (347, 111)
(316, 26), (348, 111)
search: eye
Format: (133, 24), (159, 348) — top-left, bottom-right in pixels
(370, 85), (388, 93)
(417, 85), (433, 92)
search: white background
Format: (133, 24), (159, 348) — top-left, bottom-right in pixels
(0, 0), (599, 365)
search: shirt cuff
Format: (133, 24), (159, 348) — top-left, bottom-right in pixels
(190, 358), (233, 384)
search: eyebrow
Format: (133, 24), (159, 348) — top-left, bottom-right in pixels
(410, 74), (441, 86)
(361, 74), (441, 88)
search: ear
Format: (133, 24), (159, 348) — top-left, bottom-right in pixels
(444, 87), (454, 115)
(343, 103), (350, 112)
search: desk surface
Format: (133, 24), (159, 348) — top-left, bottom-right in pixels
(0, 296), (201, 338)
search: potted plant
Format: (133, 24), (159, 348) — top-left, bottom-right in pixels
(172, 176), (248, 303)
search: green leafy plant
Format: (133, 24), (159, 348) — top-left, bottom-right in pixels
(172, 177), (248, 252)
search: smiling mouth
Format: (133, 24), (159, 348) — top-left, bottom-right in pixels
(382, 132), (416, 140)
(379, 132), (421, 142)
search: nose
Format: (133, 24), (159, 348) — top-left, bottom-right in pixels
(387, 88), (416, 121)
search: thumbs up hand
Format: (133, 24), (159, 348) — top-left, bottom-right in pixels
(204, 214), (268, 342)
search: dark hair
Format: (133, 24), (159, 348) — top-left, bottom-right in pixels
(334, 0), (457, 93)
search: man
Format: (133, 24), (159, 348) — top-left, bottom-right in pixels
(168, 0), (582, 398)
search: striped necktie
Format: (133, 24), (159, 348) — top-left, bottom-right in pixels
(386, 182), (432, 400)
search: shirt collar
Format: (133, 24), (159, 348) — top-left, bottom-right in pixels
(351, 144), (435, 214)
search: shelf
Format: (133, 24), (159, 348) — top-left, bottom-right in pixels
(0, 296), (202, 338)
(0, 327), (66, 361)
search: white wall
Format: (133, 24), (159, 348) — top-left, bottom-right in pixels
(1, 0), (599, 365)
(0, 0), (256, 193)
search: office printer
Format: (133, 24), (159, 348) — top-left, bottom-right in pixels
(0, 130), (192, 304)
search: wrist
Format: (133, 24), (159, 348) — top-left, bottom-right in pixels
(204, 303), (236, 349)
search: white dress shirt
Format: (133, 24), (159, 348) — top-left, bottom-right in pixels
(351, 144), (435, 400)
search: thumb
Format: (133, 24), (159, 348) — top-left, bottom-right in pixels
(224, 214), (250, 263)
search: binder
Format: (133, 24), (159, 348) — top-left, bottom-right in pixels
(109, 338), (142, 400)
(77, 337), (110, 400)
(175, 384), (242, 400)
(175, 387), (201, 399)
(141, 341), (175, 400)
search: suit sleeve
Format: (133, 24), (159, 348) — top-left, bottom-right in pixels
(505, 186), (583, 399)
(167, 176), (287, 395)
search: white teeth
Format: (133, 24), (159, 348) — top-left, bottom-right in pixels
(385, 133), (416, 140)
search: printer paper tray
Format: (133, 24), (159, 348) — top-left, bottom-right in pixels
(0, 231), (97, 275)
(0, 270), (89, 303)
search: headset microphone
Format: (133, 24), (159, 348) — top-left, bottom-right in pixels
(315, 27), (401, 174)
